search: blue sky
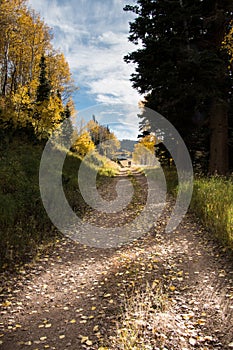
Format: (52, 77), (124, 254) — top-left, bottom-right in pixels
(28, 0), (143, 140)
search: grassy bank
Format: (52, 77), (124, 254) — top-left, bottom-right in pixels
(163, 167), (233, 249)
(158, 167), (233, 249)
(0, 139), (52, 268)
(190, 176), (233, 248)
(0, 138), (118, 270)
(143, 166), (233, 249)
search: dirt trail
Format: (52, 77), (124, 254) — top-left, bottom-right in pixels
(0, 168), (232, 349)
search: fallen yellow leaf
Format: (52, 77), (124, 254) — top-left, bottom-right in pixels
(39, 337), (47, 341)
(45, 323), (52, 328)
(103, 293), (111, 298)
(169, 285), (176, 291)
(81, 336), (88, 344)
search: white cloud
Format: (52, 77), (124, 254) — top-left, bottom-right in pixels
(75, 103), (141, 140)
(28, 0), (142, 110)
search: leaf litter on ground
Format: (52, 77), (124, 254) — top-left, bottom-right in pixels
(0, 169), (232, 349)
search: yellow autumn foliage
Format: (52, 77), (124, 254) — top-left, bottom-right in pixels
(72, 131), (95, 157)
(0, 0), (76, 137)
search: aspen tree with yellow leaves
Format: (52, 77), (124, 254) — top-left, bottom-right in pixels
(0, 0), (76, 138)
(72, 130), (95, 158)
(133, 134), (157, 166)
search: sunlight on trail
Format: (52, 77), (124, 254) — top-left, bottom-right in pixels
(0, 207), (232, 349)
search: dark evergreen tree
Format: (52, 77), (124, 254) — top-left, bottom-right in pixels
(124, 0), (233, 174)
(59, 103), (73, 149)
(36, 55), (51, 102)
(88, 121), (111, 147)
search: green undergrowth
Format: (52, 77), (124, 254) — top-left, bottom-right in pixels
(191, 176), (233, 249)
(0, 138), (117, 270)
(160, 167), (233, 249)
(143, 166), (233, 249)
(0, 139), (53, 269)
(143, 165), (178, 194)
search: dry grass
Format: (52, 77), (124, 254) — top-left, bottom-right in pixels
(110, 282), (185, 350)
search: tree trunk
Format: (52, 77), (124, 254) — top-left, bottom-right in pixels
(209, 100), (229, 175)
(1, 42), (9, 96)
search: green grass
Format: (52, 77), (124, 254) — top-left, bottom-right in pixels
(143, 166), (178, 194)
(0, 139), (53, 268)
(191, 176), (233, 248)
(144, 166), (233, 249)
(161, 167), (233, 249)
(0, 139), (119, 270)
